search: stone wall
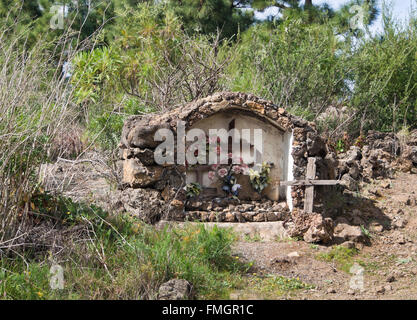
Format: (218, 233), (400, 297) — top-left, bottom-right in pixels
(337, 130), (417, 191)
(119, 92), (333, 222)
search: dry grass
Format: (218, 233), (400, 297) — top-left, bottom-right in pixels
(0, 18), (89, 252)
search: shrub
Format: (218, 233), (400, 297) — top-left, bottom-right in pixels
(71, 3), (233, 150)
(228, 7), (417, 136)
(228, 19), (347, 122)
(0, 208), (245, 299)
(348, 12), (417, 133)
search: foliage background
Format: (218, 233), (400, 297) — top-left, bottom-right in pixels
(0, 0), (416, 300)
(66, 0), (417, 150)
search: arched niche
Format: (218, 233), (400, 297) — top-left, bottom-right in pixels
(185, 110), (293, 203)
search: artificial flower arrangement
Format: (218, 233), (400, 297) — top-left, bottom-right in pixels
(184, 182), (202, 199)
(247, 162), (272, 194)
(185, 134), (271, 198)
(208, 153), (249, 198)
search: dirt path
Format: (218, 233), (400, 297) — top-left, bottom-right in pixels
(231, 172), (417, 300)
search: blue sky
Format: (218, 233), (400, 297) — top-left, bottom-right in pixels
(255, 0), (416, 34)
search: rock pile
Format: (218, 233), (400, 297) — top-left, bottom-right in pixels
(158, 279), (193, 300)
(110, 188), (166, 224)
(285, 209), (334, 244)
(336, 130), (417, 190)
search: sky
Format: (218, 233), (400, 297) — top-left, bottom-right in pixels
(255, 0), (416, 34)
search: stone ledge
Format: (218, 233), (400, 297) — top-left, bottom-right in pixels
(156, 220), (288, 242)
(184, 209), (290, 223)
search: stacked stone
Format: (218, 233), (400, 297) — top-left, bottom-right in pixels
(119, 91), (332, 222)
(185, 200), (291, 223)
(337, 130), (417, 190)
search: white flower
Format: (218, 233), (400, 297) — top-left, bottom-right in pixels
(248, 169), (260, 179)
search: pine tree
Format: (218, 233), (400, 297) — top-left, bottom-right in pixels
(166, 0), (254, 39)
(0, 0), (116, 48)
(251, 0), (378, 29)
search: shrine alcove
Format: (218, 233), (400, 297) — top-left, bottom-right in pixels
(185, 110), (294, 206)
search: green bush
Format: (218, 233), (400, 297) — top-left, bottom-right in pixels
(228, 18), (346, 122)
(348, 14), (417, 133)
(71, 3), (233, 150)
(228, 6), (417, 136)
(0, 205), (245, 300)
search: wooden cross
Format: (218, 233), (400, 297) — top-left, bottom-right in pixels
(279, 157), (340, 213)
